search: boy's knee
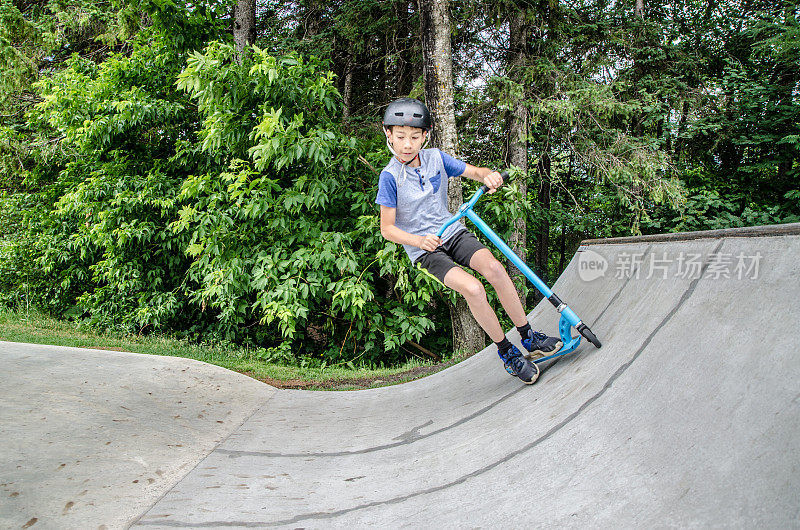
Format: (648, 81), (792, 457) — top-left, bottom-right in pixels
(444, 268), (487, 300)
(461, 279), (486, 300)
(483, 258), (508, 283)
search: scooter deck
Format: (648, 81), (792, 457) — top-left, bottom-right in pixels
(531, 342), (580, 364)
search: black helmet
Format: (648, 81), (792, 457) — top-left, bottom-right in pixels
(383, 98), (432, 131)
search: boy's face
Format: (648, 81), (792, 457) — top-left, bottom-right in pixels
(385, 125), (427, 163)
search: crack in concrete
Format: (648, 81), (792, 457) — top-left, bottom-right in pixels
(136, 241), (724, 528)
(212, 246), (649, 462)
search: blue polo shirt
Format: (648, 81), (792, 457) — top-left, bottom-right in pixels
(375, 148), (467, 262)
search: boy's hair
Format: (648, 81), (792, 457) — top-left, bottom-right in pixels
(383, 98), (432, 131)
(384, 124), (426, 134)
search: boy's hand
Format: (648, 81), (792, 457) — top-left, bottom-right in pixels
(484, 170), (503, 193)
(418, 234), (442, 252)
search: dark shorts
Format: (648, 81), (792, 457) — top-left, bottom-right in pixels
(414, 230), (487, 283)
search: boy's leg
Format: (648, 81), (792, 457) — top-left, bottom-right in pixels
(442, 266), (505, 343)
(469, 248), (563, 357)
(417, 236), (539, 384)
(468, 248), (529, 328)
(442, 265), (538, 384)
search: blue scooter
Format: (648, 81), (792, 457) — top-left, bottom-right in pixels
(437, 170), (602, 363)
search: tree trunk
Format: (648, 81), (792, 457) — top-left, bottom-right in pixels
(394, 0), (415, 97)
(418, 0), (484, 356)
(631, 0), (646, 136)
(558, 154), (573, 273)
(775, 3), (798, 182)
(418, 0), (458, 156)
(233, 0), (256, 60)
(342, 49), (354, 119)
(506, 5), (530, 304)
(674, 99), (690, 159)
(534, 153), (551, 297)
(301, 0), (324, 40)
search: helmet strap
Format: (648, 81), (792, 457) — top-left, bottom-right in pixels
(384, 130), (430, 158)
(384, 130), (430, 187)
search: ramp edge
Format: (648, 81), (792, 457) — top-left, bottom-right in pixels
(581, 222), (800, 246)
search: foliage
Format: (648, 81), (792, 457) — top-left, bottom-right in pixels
(2, 33), (450, 367)
(0, 0), (798, 367)
(170, 41), (448, 364)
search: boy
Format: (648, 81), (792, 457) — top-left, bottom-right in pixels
(375, 98), (562, 384)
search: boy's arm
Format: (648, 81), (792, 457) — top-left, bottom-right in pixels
(380, 205), (441, 251)
(460, 163), (503, 193)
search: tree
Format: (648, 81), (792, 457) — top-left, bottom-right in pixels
(418, 0), (485, 355)
(504, 2), (531, 301)
(529, 0), (558, 287)
(233, 0), (256, 58)
(2, 0), (797, 368)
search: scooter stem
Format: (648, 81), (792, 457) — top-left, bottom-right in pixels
(435, 171), (602, 359)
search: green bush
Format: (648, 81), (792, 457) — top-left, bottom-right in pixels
(6, 36), (452, 367)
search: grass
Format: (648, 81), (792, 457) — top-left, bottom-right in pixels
(0, 308), (457, 390)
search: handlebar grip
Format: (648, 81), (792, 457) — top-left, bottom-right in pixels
(480, 170), (512, 192)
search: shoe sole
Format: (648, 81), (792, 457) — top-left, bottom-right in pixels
(523, 364), (540, 385)
(523, 340), (563, 360)
(505, 358), (540, 385)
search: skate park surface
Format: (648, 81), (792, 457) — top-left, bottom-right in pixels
(2, 223), (799, 528)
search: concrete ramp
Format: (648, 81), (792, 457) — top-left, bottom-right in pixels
(132, 223), (800, 528)
(2, 224), (799, 528)
(0, 344), (276, 529)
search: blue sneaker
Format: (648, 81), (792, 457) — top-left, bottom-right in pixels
(521, 329), (563, 359)
(498, 344), (540, 384)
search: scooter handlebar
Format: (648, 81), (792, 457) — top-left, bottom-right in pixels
(438, 170), (513, 238)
